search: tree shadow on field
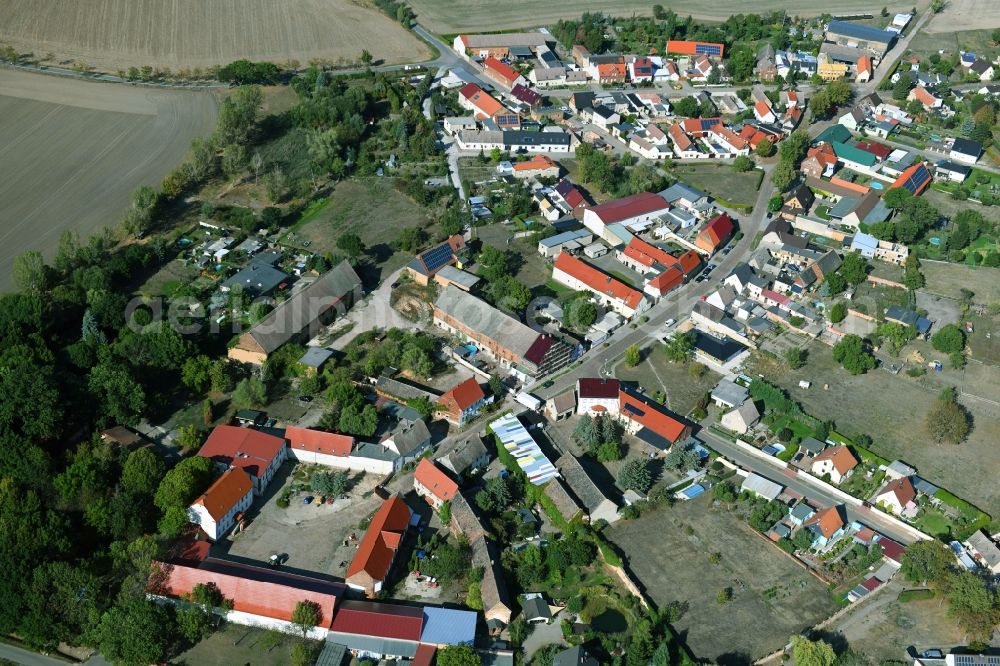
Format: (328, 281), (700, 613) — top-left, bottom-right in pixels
(716, 651), (753, 666)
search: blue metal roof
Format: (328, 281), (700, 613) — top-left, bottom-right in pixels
(827, 20), (896, 45)
(421, 607), (477, 645)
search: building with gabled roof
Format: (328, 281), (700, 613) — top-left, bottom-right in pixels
(285, 425), (354, 466)
(810, 445), (859, 484)
(554, 645), (600, 666)
(483, 57), (527, 89)
(328, 600), (424, 658)
(965, 531), (1000, 574)
(666, 40), (724, 57)
(543, 477), (584, 523)
(491, 413), (559, 485)
(197, 425), (287, 494)
(228, 261), (362, 365)
(187, 468), (255, 540)
(437, 433), (490, 477)
(552, 253), (648, 319)
(696, 212), (735, 254)
(414, 459), (459, 509)
(458, 83), (520, 129)
(891, 162), (932, 195)
(804, 505), (846, 546)
(453, 33), (550, 58)
(346, 495), (412, 597)
(576, 377), (621, 415)
(149, 556), (345, 638)
(437, 377), (491, 427)
(740, 472), (783, 500)
(825, 21), (896, 56)
(555, 453), (619, 524)
(618, 388), (691, 452)
(405, 234), (468, 286)
(433, 286), (572, 379)
(472, 536), (513, 631)
(908, 86), (942, 109)
(720, 400), (760, 435)
(875, 476), (917, 517)
(582, 192), (670, 239)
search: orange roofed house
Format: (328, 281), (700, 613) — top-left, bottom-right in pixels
(511, 154), (560, 180)
(437, 377), (492, 427)
(618, 388), (692, 454)
(458, 83), (520, 129)
(695, 212), (735, 254)
(551, 253), (649, 320)
(149, 557), (345, 638)
(404, 234), (468, 286)
(810, 445), (859, 485)
(346, 495), (413, 597)
(285, 425), (354, 466)
(187, 467), (255, 540)
(413, 459), (459, 510)
(482, 56), (527, 89)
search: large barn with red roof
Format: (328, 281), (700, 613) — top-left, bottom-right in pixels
(197, 425), (287, 494)
(551, 253), (649, 319)
(346, 495), (413, 597)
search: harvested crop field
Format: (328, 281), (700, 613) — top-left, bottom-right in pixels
(409, 0), (928, 33)
(921, 0), (1000, 33)
(0, 70), (217, 289)
(0, 0), (429, 71)
(608, 498), (837, 663)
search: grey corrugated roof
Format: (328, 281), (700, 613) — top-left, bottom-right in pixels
(315, 642), (348, 666)
(299, 347), (334, 368)
(741, 472), (782, 500)
(434, 285), (540, 358)
(388, 419), (431, 457)
(827, 20), (896, 44)
(242, 261), (361, 354)
(436, 265), (480, 290)
(324, 632), (417, 658)
(438, 434), (490, 476)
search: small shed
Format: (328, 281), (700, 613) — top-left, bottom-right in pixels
(299, 347), (334, 374)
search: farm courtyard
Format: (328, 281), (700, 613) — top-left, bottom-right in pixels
(607, 497), (838, 663)
(0, 69), (217, 290)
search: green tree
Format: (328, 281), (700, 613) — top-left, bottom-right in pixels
(756, 138), (775, 157)
(291, 600), (322, 637)
(946, 570), (997, 638)
(882, 187), (912, 209)
(785, 347), (806, 369)
(829, 302), (847, 323)
(121, 447), (165, 497)
(925, 390), (970, 444)
(508, 616), (528, 644)
(793, 527), (815, 551)
(12, 251), (47, 294)
(619, 458), (653, 493)
(154, 456), (214, 536)
(233, 377), (267, 408)
(436, 645), (481, 666)
(791, 635), (836, 666)
(217, 85), (262, 146)
(338, 402), (378, 437)
(181, 355), (214, 393)
(768, 194), (784, 212)
(311, 470), (349, 496)
(566, 298), (598, 328)
(625, 343), (642, 367)
(664, 331), (694, 363)
(360, 49), (373, 65)
(92, 598), (176, 666)
(573, 415), (601, 450)
(596, 441), (624, 462)
(900, 539), (954, 584)
(771, 160), (796, 191)
(475, 476), (512, 513)
(733, 155), (755, 172)
(832, 335), (876, 375)
(89, 362), (146, 425)
(491, 275), (531, 313)
(931, 324), (965, 354)
(824, 271), (847, 295)
(903, 254), (925, 290)
(336, 233), (365, 259)
(839, 253), (869, 285)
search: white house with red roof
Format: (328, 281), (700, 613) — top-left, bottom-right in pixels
(436, 377), (492, 427)
(576, 378), (621, 415)
(187, 467), (255, 540)
(413, 459), (459, 510)
(582, 192), (670, 241)
(551, 253), (650, 319)
(707, 125), (751, 156)
(753, 99), (777, 124)
(285, 425), (354, 466)
(458, 83), (520, 129)
(810, 445), (859, 485)
(482, 56), (527, 89)
(618, 388), (692, 453)
(197, 425), (287, 495)
(628, 56), (655, 82)
(875, 476), (918, 517)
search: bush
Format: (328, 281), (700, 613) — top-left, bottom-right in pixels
(898, 588), (935, 602)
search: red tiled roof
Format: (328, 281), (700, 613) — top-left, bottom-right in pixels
(854, 527), (876, 544)
(150, 558), (342, 628)
(679, 117), (721, 135)
(892, 162), (932, 195)
(805, 505), (844, 538)
(285, 426), (353, 457)
(710, 125), (749, 150)
(483, 57), (521, 84)
(647, 266), (684, 294)
(553, 253), (644, 310)
(878, 476), (916, 507)
(512, 154), (556, 172)
(623, 237), (678, 269)
(761, 288), (790, 306)
(437, 377), (486, 412)
(912, 86), (937, 107)
(510, 83), (541, 105)
(861, 576), (881, 591)
(414, 459), (459, 503)
(696, 212), (735, 251)
(555, 178), (585, 208)
(577, 377), (620, 399)
(597, 63), (627, 79)
(587, 192), (668, 224)
(329, 600), (423, 641)
(855, 140), (892, 159)
(857, 54), (872, 75)
(412, 644), (437, 666)
(459, 82), (505, 118)
(754, 99), (774, 118)
(346, 496), (411, 583)
(676, 249), (702, 275)
(198, 425), (285, 480)
(523, 334), (554, 365)
(618, 388), (687, 444)
(669, 124), (694, 150)
(193, 468), (253, 522)
(813, 445), (859, 475)
(807, 143), (838, 166)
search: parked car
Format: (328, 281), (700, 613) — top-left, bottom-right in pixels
(264, 418), (277, 428)
(298, 395), (314, 403)
(303, 496), (314, 505)
(664, 318), (676, 328)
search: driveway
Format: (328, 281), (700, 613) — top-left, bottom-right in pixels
(521, 619), (566, 659)
(329, 268), (420, 350)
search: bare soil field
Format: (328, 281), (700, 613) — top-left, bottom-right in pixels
(608, 498), (838, 664)
(750, 341), (1000, 517)
(0, 0), (429, 71)
(921, 0), (1000, 33)
(919, 261), (1000, 304)
(0, 69), (217, 290)
(408, 0), (929, 33)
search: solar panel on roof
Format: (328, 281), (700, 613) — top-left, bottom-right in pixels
(901, 164), (930, 193)
(420, 243), (454, 273)
(624, 403), (644, 417)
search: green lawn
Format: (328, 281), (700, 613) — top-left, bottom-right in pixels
(915, 508), (952, 539)
(671, 164), (763, 208)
